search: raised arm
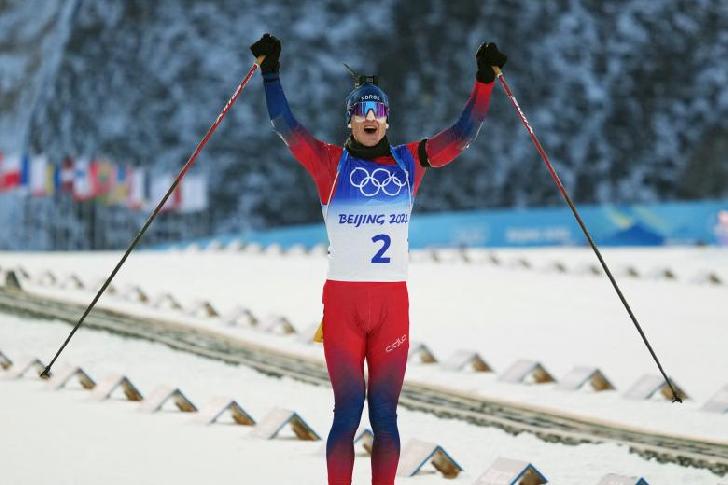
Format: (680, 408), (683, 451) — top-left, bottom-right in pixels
(251, 34), (339, 203)
(424, 81), (494, 167)
(417, 42), (507, 168)
(262, 71), (338, 171)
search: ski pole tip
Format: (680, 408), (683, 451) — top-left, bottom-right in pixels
(40, 366), (52, 379)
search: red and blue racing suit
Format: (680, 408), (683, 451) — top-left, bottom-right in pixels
(262, 70), (493, 485)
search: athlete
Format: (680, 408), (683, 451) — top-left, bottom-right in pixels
(250, 33), (506, 485)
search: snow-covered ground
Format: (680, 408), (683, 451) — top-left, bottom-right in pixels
(0, 314), (720, 485)
(0, 246), (727, 483)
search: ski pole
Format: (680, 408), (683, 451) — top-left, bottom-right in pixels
(41, 55), (266, 377)
(492, 66), (683, 403)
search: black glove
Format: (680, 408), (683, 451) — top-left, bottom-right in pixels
(250, 33), (281, 74)
(475, 42), (507, 83)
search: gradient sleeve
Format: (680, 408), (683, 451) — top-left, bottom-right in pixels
(262, 72), (339, 203)
(421, 81), (494, 168)
(404, 141), (428, 196)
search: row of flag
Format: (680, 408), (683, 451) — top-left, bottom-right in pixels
(0, 152), (208, 213)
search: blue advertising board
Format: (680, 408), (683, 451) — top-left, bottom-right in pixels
(169, 199), (728, 250)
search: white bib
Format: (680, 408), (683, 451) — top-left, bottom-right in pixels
(322, 146), (414, 282)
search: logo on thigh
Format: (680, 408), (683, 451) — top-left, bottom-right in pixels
(385, 334), (407, 353)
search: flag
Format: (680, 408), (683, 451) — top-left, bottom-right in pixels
(109, 164), (129, 205)
(60, 156), (74, 193)
(29, 154), (49, 196)
(0, 153), (23, 192)
(46, 160), (58, 196)
(90, 158), (114, 198)
(148, 173), (181, 212)
(127, 167), (146, 210)
(73, 158), (95, 201)
(18, 154), (30, 193)
(180, 174), (209, 213)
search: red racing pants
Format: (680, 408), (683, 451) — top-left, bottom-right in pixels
(322, 279), (410, 485)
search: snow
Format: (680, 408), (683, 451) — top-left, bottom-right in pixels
(0, 314), (719, 485)
(0, 246), (726, 483)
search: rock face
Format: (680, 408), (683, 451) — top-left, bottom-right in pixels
(2, 0), (726, 238)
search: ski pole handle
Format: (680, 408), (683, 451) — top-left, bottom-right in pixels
(492, 65), (503, 78)
(255, 55), (266, 66)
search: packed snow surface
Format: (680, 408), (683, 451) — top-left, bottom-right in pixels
(0, 246), (726, 484)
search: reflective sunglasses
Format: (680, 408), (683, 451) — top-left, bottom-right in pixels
(351, 100), (389, 119)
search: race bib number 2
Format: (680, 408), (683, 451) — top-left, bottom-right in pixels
(371, 234), (391, 263)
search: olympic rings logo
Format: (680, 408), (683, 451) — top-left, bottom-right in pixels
(349, 167), (406, 197)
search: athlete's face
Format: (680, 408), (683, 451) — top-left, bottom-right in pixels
(350, 109), (388, 147)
